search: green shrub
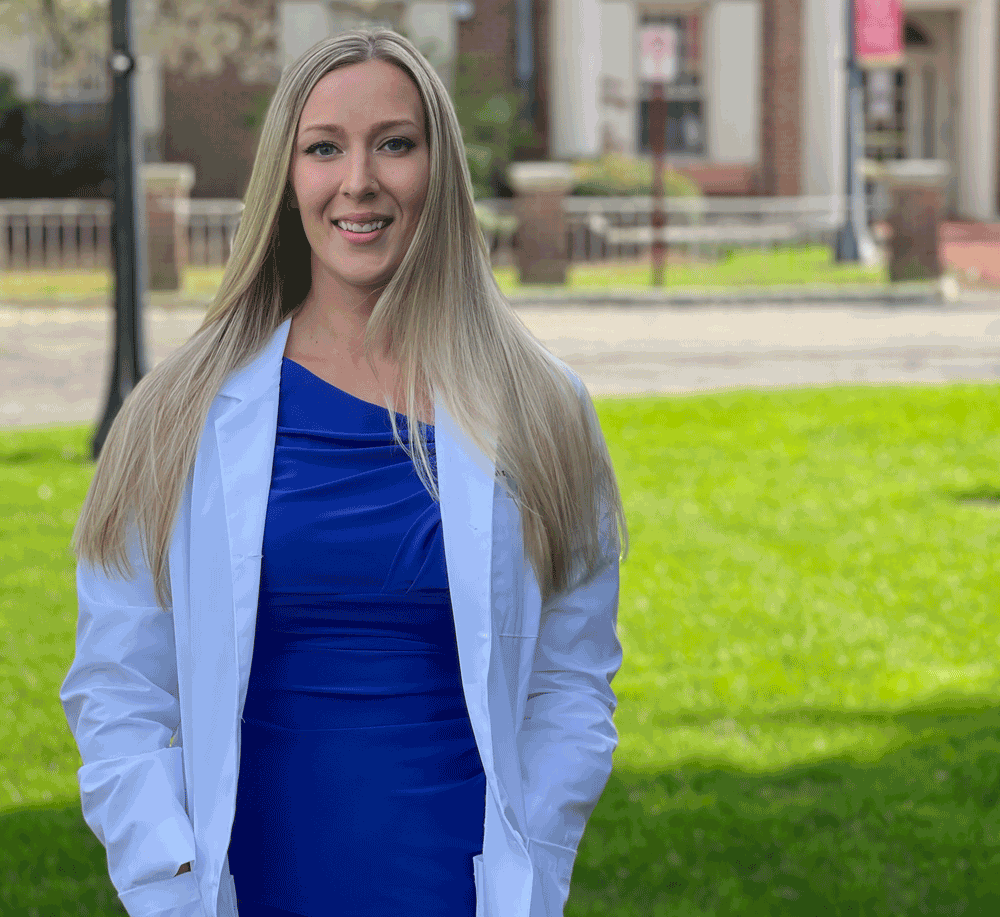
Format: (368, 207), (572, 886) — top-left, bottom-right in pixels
(453, 53), (537, 200)
(571, 154), (702, 198)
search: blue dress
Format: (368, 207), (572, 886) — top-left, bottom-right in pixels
(227, 358), (487, 917)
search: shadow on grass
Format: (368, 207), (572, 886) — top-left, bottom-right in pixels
(952, 486), (1000, 508)
(570, 696), (1000, 917)
(6, 698), (1000, 917)
(0, 425), (92, 466)
(0, 799), (126, 916)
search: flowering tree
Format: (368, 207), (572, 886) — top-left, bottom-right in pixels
(0, 0), (281, 85)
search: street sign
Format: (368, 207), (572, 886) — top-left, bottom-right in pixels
(640, 25), (679, 84)
(855, 0), (904, 68)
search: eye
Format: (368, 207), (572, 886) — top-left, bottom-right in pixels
(304, 141), (338, 157)
(381, 137), (415, 153)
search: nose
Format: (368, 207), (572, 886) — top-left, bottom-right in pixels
(341, 149), (377, 200)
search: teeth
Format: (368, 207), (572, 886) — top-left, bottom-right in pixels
(337, 220), (387, 233)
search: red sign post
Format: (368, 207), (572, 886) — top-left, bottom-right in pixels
(854, 0), (904, 67)
(640, 25), (677, 287)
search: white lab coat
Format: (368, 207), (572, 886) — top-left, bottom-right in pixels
(60, 316), (622, 917)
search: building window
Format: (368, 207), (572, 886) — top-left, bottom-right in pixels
(637, 10), (705, 156)
(862, 68), (906, 162)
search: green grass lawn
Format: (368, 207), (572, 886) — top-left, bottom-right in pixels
(494, 245), (888, 293)
(0, 245), (887, 305)
(4, 384), (1000, 914)
(0, 266), (227, 305)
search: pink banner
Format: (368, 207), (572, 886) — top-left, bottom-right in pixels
(855, 0), (904, 67)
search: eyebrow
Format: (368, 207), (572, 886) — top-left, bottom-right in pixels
(298, 119), (419, 137)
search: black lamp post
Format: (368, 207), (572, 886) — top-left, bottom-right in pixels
(92, 0), (148, 459)
(835, 0), (867, 263)
(515, 0), (536, 127)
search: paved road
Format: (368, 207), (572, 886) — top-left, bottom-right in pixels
(3, 300), (1000, 427)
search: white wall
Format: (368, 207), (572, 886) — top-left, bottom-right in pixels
(706, 0), (761, 162)
(279, 2), (458, 94)
(136, 55), (163, 139)
(0, 25), (36, 100)
(404, 2), (458, 93)
(280, 1), (331, 68)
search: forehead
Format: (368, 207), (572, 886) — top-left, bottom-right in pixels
(298, 59), (425, 131)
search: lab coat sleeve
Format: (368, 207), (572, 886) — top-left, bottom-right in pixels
(518, 369), (624, 916)
(59, 533), (206, 917)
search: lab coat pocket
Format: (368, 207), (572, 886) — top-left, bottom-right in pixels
(117, 869), (205, 917)
(473, 852), (486, 917)
(527, 837), (576, 917)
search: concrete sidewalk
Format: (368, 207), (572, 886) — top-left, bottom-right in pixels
(3, 298), (1000, 428)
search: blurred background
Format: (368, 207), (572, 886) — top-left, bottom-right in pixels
(1, 0), (999, 286)
(3, 3), (1000, 916)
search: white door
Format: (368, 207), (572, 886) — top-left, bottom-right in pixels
(862, 12), (959, 216)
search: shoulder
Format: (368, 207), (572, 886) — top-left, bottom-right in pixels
(541, 351), (589, 402)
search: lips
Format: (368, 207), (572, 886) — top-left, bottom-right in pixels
(334, 218), (391, 233)
(333, 218), (392, 244)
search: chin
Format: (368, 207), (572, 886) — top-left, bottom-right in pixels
(334, 261), (402, 289)
(346, 267), (398, 288)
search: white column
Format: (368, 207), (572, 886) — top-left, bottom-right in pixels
(800, 0), (846, 202)
(707, 0), (762, 163)
(600, 1), (637, 154)
(549, 0), (603, 158)
(957, 0), (998, 219)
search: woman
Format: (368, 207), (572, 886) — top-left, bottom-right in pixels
(61, 28), (627, 917)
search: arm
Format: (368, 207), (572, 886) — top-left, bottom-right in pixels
(518, 542), (622, 917)
(518, 366), (624, 916)
(59, 533), (205, 917)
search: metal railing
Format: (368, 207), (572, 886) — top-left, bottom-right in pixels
(1, 192), (887, 272)
(0, 198), (244, 271)
(477, 194), (883, 263)
(0, 199), (111, 271)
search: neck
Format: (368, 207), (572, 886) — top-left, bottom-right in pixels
(295, 274), (390, 365)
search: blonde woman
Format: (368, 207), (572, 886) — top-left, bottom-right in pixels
(60, 28), (627, 917)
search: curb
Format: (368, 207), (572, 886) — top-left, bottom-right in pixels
(5, 281), (999, 312)
(507, 282), (951, 307)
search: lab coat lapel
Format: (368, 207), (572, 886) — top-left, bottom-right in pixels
(434, 394), (499, 783)
(213, 317), (291, 717)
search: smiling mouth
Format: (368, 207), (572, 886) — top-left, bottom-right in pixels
(334, 219), (392, 233)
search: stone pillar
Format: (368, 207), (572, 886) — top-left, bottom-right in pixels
(509, 162), (573, 284)
(884, 160), (950, 282)
(143, 163), (195, 291)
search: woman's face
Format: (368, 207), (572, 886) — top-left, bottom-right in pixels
(290, 59), (430, 301)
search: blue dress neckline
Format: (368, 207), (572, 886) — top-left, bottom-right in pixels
(282, 357), (434, 428)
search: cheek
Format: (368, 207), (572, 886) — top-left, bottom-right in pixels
(291, 164), (330, 208)
(403, 182), (430, 226)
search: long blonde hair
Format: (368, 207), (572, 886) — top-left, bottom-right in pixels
(74, 28), (628, 610)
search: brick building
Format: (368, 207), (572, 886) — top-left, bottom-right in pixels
(457, 0), (999, 219)
(2, 0), (997, 219)
(203, 0), (1000, 219)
